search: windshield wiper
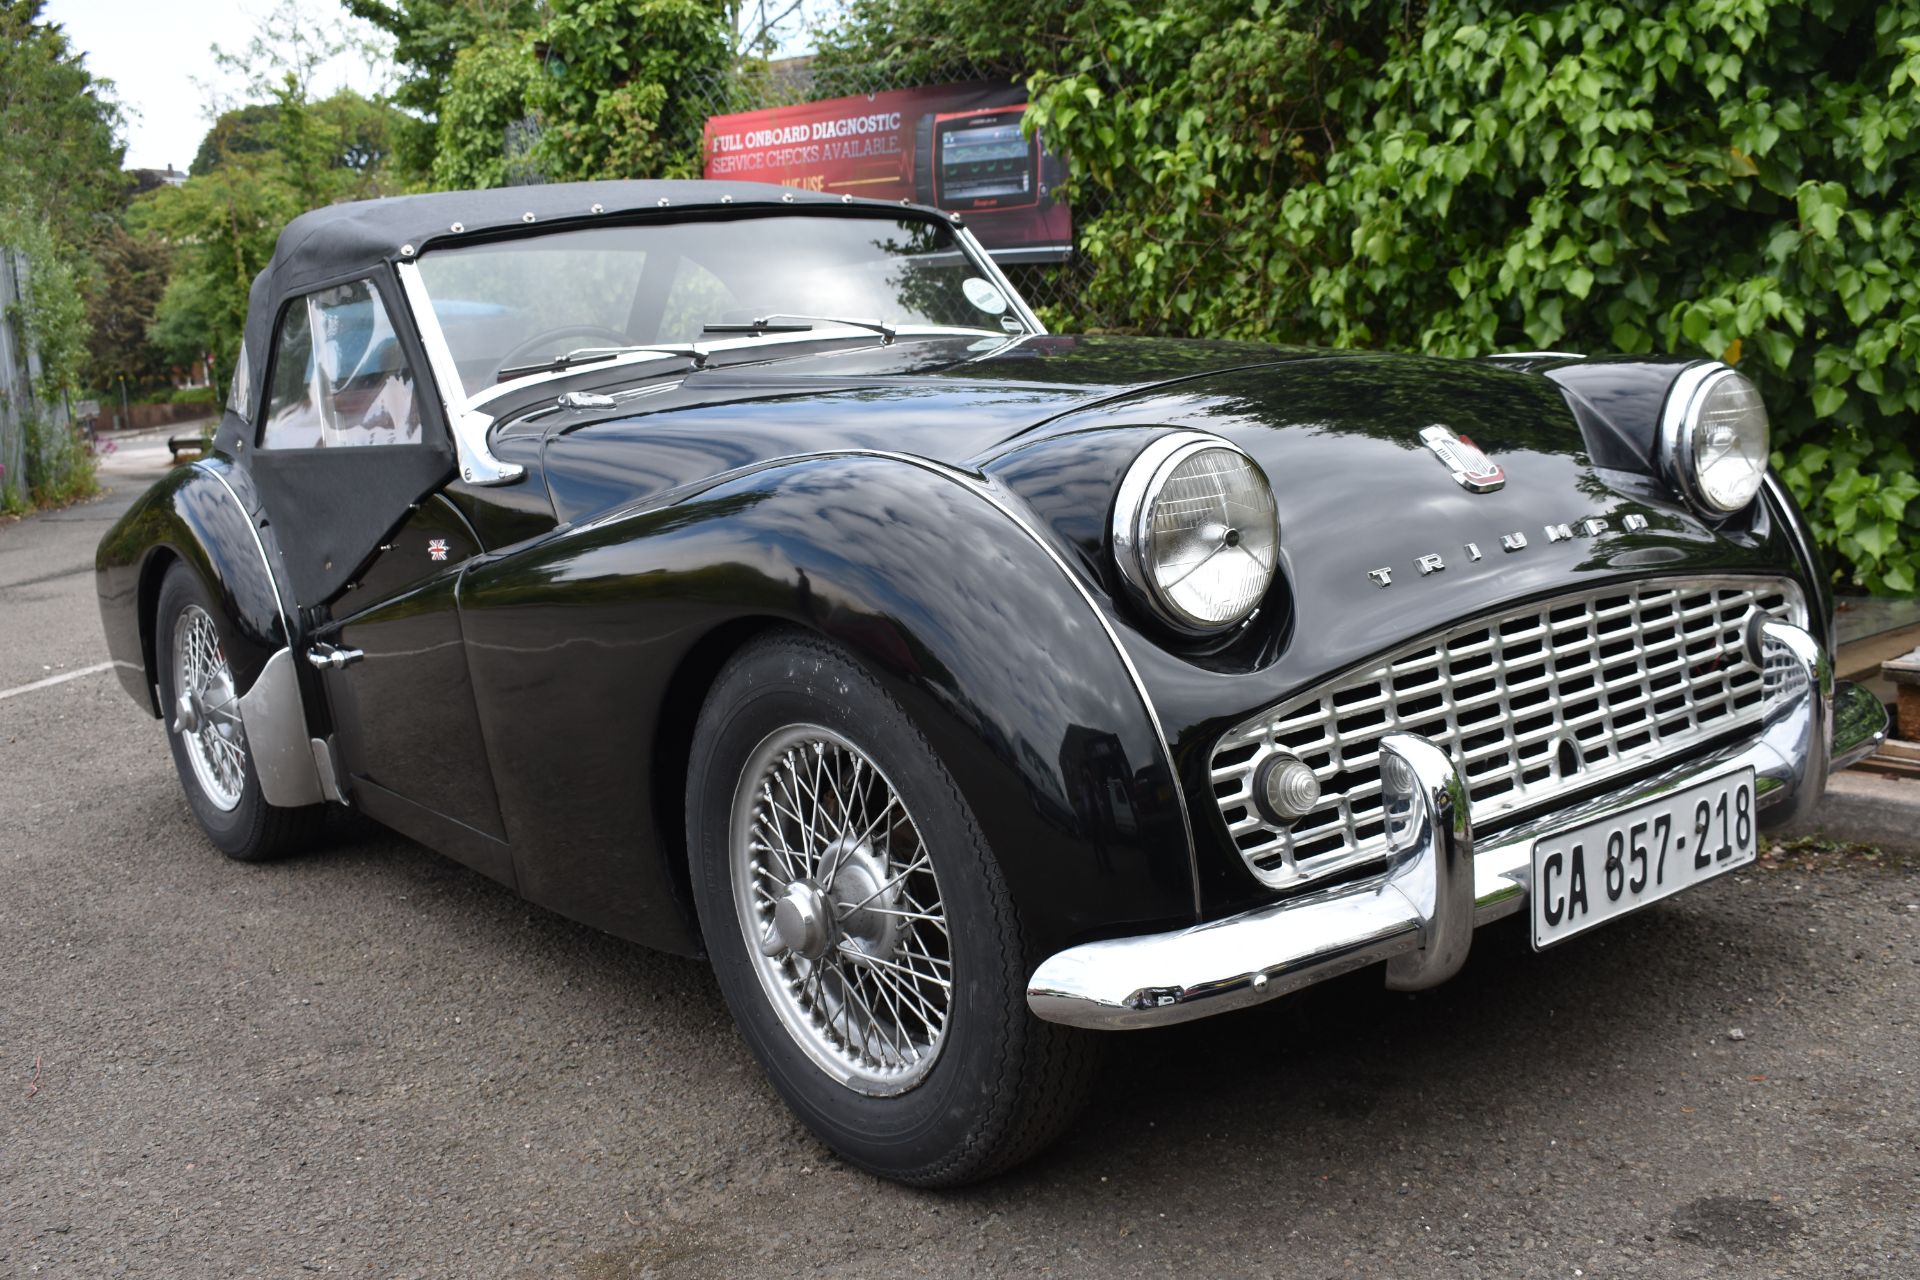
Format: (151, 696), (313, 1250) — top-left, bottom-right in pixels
(701, 314), (896, 344)
(496, 343), (706, 382)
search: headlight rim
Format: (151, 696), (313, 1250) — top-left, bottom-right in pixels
(1660, 361), (1770, 518)
(1112, 430), (1279, 635)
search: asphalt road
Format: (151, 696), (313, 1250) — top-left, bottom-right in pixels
(3, 460), (1916, 1278)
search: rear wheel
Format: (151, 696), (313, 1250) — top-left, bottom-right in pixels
(155, 562), (322, 861)
(687, 630), (1096, 1186)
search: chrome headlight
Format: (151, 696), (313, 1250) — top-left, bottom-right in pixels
(1661, 364), (1770, 515)
(1113, 433), (1278, 632)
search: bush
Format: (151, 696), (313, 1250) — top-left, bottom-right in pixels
(169, 385), (217, 407)
(1010, 0), (1919, 595)
(21, 410), (97, 509)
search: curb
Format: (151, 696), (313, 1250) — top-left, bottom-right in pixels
(1778, 767), (1920, 856)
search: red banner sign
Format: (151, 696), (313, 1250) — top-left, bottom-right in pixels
(704, 81), (1072, 263)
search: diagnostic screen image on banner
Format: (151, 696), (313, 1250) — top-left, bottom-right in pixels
(704, 81), (1072, 264)
(930, 108), (1034, 207)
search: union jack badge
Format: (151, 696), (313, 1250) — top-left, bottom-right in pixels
(428, 537), (449, 562)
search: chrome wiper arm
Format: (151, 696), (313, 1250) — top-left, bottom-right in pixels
(701, 314), (895, 344)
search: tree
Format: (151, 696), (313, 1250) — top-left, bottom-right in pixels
(811, 0), (1080, 84)
(191, 104), (282, 175)
(527, 0), (734, 181)
(133, 152), (297, 377)
(342, 0), (543, 179)
(0, 1), (125, 509)
(432, 32), (542, 189)
(136, 3), (410, 378)
(192, 95), (412, 181)
(82, 223), (172, 390)
(0, 0), (128, 245)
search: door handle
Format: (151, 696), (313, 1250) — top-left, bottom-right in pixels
(306, 644), (365, 671)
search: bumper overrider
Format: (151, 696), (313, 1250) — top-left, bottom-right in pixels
(1027, 621), (1889, 1030)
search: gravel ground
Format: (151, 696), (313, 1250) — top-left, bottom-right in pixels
(2, 476), (1916, 1278)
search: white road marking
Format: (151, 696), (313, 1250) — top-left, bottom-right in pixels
(0, 661), (116, 702)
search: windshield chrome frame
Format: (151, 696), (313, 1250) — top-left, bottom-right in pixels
(955, 224), (1047, 335)
(394, 210), (1048, 488)
(395, 258), (525, 486)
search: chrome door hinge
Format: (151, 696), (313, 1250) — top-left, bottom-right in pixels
(305, 644), (365, 671)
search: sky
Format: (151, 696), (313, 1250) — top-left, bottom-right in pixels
(46, 0), (832, 175)
(45, 0), (394, 172)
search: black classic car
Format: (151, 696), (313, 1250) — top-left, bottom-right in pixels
(97, 180), (1887, 1185)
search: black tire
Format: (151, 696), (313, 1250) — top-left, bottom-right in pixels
(687, 630), (1098, 1186)
(154, 562), (323, 861)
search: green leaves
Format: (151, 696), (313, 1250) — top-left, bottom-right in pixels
(1796, 180), (1848, 241)
(434, 35), (541, 189)
(0, 203), (88, 400)
(526, 0), (731, 182)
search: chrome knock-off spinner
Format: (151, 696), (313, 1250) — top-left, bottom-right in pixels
(172, 604), (247, 811)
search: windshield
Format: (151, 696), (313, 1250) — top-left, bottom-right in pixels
(413, 213), (1027, 394)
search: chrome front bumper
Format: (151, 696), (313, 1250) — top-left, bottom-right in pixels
(1027, 621), (1889, 1030)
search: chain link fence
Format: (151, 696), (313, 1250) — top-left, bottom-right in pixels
(0, 248), (56, 506)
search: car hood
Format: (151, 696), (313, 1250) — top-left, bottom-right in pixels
(535, 334), (1334, 522)
(989, 352), (1790, 671)
(541, 338), (1779, 636)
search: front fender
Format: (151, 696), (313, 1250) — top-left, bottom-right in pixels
(94, 459), (291, 714)
(457, 453), (1196, 959)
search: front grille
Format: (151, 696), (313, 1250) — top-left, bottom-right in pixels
(1211, 578), (1805, 890)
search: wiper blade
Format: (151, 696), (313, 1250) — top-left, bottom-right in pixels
(496, 344), (705, 381)
(701, 320), (811, 335)
(701, 314), (895, 343)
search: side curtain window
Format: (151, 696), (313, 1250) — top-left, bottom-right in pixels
(260, 279), (424, 449)
(228, 340), (251, 418)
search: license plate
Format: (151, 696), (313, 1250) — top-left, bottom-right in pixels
(1531, 767), (1757, 949)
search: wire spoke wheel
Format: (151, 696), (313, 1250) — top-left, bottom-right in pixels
(731, 724), (951, 1096)
(171, 603), (247, 811)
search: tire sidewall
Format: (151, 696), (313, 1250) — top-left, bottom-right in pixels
(688, 636), (1026, 1177)
(155, 564), (271, 856)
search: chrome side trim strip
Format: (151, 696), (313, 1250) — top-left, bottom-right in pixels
(235, 648), (324, 807)
(1029, 622), (1838, 1029)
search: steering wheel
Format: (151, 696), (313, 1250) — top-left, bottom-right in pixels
(495, 324), (636, 377)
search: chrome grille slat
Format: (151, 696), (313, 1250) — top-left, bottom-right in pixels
(1212, 578), (1804, 891)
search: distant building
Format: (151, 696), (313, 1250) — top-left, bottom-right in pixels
(128, 165), (189, 195)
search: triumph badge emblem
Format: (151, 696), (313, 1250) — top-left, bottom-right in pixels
(428, 538), (449, 562)
(1419, 424), (1505, 493)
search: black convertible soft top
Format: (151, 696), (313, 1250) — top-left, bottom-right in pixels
(235, 179), (946, 408)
